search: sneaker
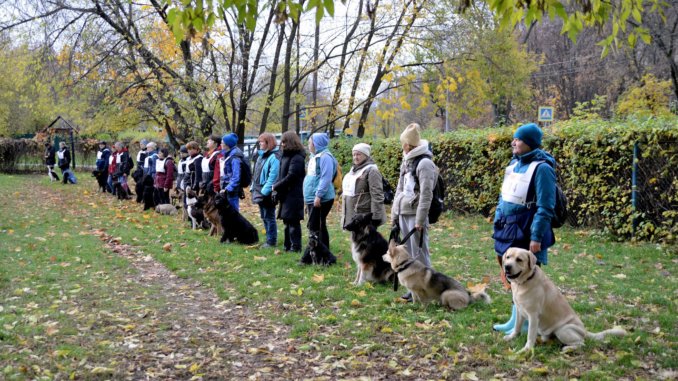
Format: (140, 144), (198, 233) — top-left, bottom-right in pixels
(400, 292), (413, 302)
(262, 243), (276, 249)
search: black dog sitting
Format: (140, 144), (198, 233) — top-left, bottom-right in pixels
(112, 178), (130, 200)
(343, 212), (393, 284)
(214, 192), (258, 244)
(301, 232), (337, 266)
(92, 169), (108, 193)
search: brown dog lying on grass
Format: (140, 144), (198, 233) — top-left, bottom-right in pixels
(383, 240), (490, 310)
(503, 247), (627, 353)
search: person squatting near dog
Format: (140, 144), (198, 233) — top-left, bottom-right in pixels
(154, 148), (175, 205)
(303, 133), (337, 251)
(57, 141), (77, 184)
(250, 132), (280, 248)
(340, 143), (387, 229)
(492, 123), (557, 336)
(272, 131), (306, 253)
(213, 133), (246, 211)
(391, 123), (437, 302)
(44, 142), (59, 182)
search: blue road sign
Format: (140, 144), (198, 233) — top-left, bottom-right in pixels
(538, 106), (554, 122)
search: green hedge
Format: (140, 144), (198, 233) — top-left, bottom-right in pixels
(330, 117), (677, 243)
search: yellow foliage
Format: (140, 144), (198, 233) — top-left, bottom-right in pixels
(616, 74), (672, 117)
(399, 96), (411, 111)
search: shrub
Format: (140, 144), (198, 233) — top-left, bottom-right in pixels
(330, 117), (677, 243)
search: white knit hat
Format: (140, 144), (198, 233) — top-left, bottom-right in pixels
(400, 123), (421, 146)
(352, 143), (371, 157)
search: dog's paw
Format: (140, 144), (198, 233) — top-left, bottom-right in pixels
(503, 333), (518, 342)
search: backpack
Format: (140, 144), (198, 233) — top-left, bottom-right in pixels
(532, 162), (568, 228)
(411, 156), (445, 224)
(239, 155), (252, 188)
(333, 162), (343, 194)
(382, 176), (394, 205)
(315, 152), (342, 194)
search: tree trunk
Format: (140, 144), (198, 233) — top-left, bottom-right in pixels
(260, 23), (286, 134)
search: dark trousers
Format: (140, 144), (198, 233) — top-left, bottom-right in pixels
(155, 187), (169, 205)
(283, 219), (302, 251)
(306, 199), (334, 249)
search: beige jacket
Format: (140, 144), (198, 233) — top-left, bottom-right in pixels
(391, 141), (437, 227)
(341, 158), (387, 228)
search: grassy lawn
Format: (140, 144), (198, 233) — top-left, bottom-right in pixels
(1, 174), (676, 380)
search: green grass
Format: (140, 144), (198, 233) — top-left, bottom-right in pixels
(1, 174), (676, 380)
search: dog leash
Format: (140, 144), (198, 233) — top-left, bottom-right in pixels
(392, 227), (424, 291)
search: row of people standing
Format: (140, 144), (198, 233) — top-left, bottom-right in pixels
(96, 141), (132, 197)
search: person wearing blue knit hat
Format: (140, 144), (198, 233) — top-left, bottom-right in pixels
(214, 132), (247, 211)
(302, 132), (337, 251)
(492, 122), (557, 335)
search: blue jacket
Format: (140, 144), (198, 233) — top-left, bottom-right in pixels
(495, 148), (556, 244)
(96, 148), (111, 172)
(220, 147), (245, 193)
(251, 148), (280, 203)
(303, 149), (336, 204)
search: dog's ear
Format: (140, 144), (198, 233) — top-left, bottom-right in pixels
(528, 250), (537, 270)
(365, 212), (373, 221)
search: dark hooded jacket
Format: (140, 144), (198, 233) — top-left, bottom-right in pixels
(273, 148), (306, 221)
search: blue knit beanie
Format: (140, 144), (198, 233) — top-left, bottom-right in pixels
(514, 123), (543, 150)
(222, 133), (238, 148)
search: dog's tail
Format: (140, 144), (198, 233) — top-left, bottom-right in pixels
(586, 326), (627, 341)
(469, 290), (491, 305)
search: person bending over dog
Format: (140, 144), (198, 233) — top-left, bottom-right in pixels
(57, 142), (77, 185)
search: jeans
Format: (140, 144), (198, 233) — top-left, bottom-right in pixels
(259, 204), (277, 245)
(107, 175), (115, 193)
(228, 194), (240, 212)
(283, 219), (302, 251)
(61, 168), (77, 184)
(306, 199), (334, 249)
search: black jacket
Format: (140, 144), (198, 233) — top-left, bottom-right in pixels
(44, 146), (56, 166)
(273, 149), (306, 221)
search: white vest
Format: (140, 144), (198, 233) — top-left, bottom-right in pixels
(136, 150), (145, 163)
(185, 154), (202, 174)
(500, 161), (543, 206)
(57, 150), (65, 160)
(177, 159), (186, 175)
(202, 151), (218, 173)
(116, 153), (122, 164)
(155, 158), (166, 173)
(218, 156), (228, 178)
(96, 151), (102, 160)
(108, 155), (114, 165)
(342, 164), (376, 197)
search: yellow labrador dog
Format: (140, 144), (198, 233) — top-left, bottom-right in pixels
(503, 247), (626, 353)
(383, 241), (490, 310)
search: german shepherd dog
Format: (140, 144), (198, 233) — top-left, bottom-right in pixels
(300, 232), (337, 266)
(344, 213), (394, 285)
(200, 193), (223, 236)
(214, 192), (258, 244)
(92, 169), (108, 193)
(383, 240), (490, 310)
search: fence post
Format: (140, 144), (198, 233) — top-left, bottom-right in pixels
(631, 141), (639, 238)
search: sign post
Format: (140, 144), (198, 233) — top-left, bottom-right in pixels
(538, 106), (554, 123)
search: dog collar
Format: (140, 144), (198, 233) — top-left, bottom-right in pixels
(524, 269), (537, 283)
(393, 259), (414, 292)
